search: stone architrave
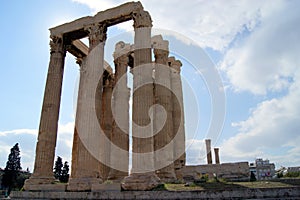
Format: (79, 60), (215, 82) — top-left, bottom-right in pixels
(68, 23), (107, 191)
(23, 36), (67, 191)
(169, 57), (186, 172)
(108, 42), (130, 181)
(152, 35), (176, 182)
(122, 10), (161, 191)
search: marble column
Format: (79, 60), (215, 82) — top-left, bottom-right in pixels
(24, 36), (66, 191)
(108, 42), (130, 181)
(122, 10), (161, 191)
(214, 148), (220, 164)
(169, 57), (186, 172)
(205, 139), (212, 164)
(100, 73), (114, 180)
(152, 35), (176, 182)
(68, 23), (107, 191)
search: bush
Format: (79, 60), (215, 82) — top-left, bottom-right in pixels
(285, 171), (300, 177)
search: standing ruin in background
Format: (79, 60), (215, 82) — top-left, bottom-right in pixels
(23, 1), (186, 191)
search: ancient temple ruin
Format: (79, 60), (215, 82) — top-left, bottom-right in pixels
(24, 1), (186, 191)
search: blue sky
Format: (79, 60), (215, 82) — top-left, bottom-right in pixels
(1, 0), (300, 171)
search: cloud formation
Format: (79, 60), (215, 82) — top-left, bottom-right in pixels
(219, 1), (300, 166)
(72, 0), (274, 50)
(0, 122), (74, 171)
(68, 0), (300, 168)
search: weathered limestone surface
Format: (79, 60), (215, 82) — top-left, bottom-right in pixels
(100, 73), (114, 180)
(214, 148), (220, 164)
(122, 10), (161, 190)
(11, 187), (300, 199)
(50, 2), (143, 37)
(152, 35), (176, 182)
(23, 36), (66, 190)
(122, 173), (161, 191)
(181, 162), (250, 182)
(68, 24), (107, 191)
(108, 42), (130, 181)
(169, 57), (186, 172)
(205, 139), (212, 165)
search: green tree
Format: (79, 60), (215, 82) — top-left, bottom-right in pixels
(53, 156), (63, 180)
(1, 143), (22, 193)
(59, 161), (69, 183)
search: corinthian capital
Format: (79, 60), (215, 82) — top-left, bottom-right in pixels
(132, 10), (152, 28)
(85, 23), (107, 48)
(50, 36), (65, 54)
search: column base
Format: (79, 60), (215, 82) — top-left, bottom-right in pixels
(23, 176), (67, 191)
(107, 169), (128, 182)
(121, 172), (161, 191)
(156, 169), (177, 183)
(67, 177), (102, 191)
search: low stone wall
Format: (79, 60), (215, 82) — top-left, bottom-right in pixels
(181, 162), (250, 181)
(10, 187), (300, 200)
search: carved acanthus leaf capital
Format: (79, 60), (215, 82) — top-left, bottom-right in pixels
(115, 55), (129, 66)
(114, 42), (131, 57)
(50, 36), (65, 55)
(168, 57), (182, 73)
(132, 10), (152, 28)
(154, 49), (169, 60)
(85, 23), (107, 48)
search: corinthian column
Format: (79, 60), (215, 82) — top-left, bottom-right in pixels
(169, 57), (186, 173)
(24, 36), (66, 191)
(68, 23), (107, 191)
(100, 73), (114, 180)
(108, 42), (130, 181)
(152, 35), (176, 182)
(205, 139), (212, 164)
(122, 10), (160, 191)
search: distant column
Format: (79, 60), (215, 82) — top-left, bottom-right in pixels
(108, 42), (130, 181)
(100, 73), (114, 180)
(214, 148), (220, 164)
(205, 139), (212, 164)
(152, 35), (176, 182)
(24, 36), (66, 190)
(169, 57), (186, 171)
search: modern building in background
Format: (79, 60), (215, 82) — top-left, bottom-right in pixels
(249, 158), (275, 180)
(287, 166), (300, 173)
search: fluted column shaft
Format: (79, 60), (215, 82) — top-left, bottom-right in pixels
(205, 139), (212, 164)
(131, 25), (154, 173)
(169, 58), (186, 171)
(32, 36), (66, 179)
(214, 148), (220, 164)
(153, 40), (176, 181)
(108, 54), (130, 181)
(68, 23), (107, 191)
(100, 75), (113, 180)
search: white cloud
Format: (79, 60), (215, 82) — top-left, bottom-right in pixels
(220, 83), (300, 166)
(220, 1), (300, 95)
(217, 1), (300, 167)
(0, 129), (37, 137)
(71, 0), (279, 50)
(0, 122), (75, 170)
